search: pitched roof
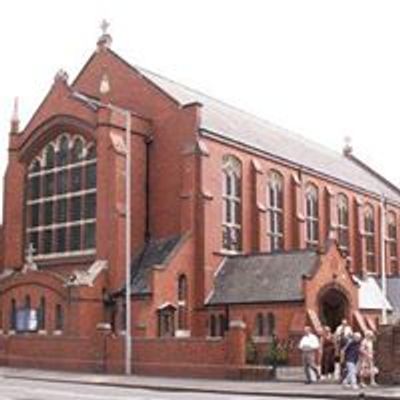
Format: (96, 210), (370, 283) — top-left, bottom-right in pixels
(136, 66), (400, 203)
(207, 250), (318, 305)
(385, 276), (400, 312)
(130, 235), (181, 295)
(355, 276), (393, 311)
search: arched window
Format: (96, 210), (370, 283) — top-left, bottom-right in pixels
(337, 194), (349, 253)
(267, 312), (276, 336)
(209, 315), (217, 337)
(222, 155), (242, 251)
(10, 299), (16, 331)
(255, 313), (265, 337)
(364, 205), (375, 272)
(26, 134), (96, 258)
(55, 304), (64, 331)
(38, 296), (46, 331)
(177, 275), (188, 331)
(305, 184), (319, 247)
(268, 171), (284, 251)
(387, 212), (398, 273)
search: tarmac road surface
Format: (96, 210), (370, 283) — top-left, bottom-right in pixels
(0, 376), (333, 400)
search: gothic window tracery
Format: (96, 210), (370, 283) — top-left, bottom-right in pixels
(222, 155), (242, 252)
(305, 183), (319, 247)
(26, 133), (96, 259)
(267, 171), (284, 251)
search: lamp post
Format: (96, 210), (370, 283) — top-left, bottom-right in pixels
(72, 89), (132, 374)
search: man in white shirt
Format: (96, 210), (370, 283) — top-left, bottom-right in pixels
(298, 326), (321, 384)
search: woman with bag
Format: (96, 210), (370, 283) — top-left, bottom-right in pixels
(358, 330), (378, 387)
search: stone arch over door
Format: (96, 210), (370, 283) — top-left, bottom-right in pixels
(317, 283), (351, 332)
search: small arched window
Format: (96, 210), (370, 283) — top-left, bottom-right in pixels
(337, 194), (349, 253)
(267, 312), (276, 336)
(268, 171), (284, 251)
(10, 299), (16, 331)
(38, 296), (46, 331)
(387, 212), (398, 273)
(255, 313), (265, 337)
(305, 184), (319, 247)
(222, 155), (242, 251)
(364, 205), (375, 272)
(177, 275), (188, 331)
(218, 314), (226, 337)
(209, 315), (217, 337)
(55, 304), (64, 331)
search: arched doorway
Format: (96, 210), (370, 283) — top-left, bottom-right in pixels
(319, 288), (349, 332)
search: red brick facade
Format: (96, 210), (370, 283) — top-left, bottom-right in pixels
(0, 34), (397, 375)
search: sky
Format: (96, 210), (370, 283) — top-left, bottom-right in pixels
(1, 0), (400, 215)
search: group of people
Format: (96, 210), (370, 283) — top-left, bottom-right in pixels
(298, 320), (377, 390)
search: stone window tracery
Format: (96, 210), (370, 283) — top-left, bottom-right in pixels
(26, 134), (96, 259)
(305, 184), (319, 248)
(364, 205), (375, 272)
(267, 171), (284, 251)
(337, 194), (349, 254)
(222, 155), (242, 252)
(387, 211), (398, 273)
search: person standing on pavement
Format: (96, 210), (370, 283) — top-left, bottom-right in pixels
(335, 319), (353, 380)
(359, 330), (378, 387)
(298, 326), (321, 384)
(342, 332), (362, 390)
(320, 326), (335, 380)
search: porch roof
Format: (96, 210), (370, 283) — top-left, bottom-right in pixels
(207, 250), (318, 305)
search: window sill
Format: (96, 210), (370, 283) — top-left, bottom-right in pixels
(53, 330), (63, 336)
(175, 330), (191, 338)
(36, 252), (96, 267)
(214, 249), (242, 257)
(206, 336), (223, 341)
(38, 330), (47, 335)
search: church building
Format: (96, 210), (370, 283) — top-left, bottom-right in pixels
(0, 25), (398, 374)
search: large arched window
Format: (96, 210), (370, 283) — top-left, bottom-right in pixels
(267, 171), (284, 251)
(222, 155), (242, 251)
(26, 134), (96, 259)
(387, 212), (398, 273)
(177, 274), (188, 331)
(337, 194), (349, 254)
(305, 184), (319, 248)
(364, 205), (375, 272)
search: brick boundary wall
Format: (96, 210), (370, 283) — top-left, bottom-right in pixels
(0, 321), (272, 380)
(376, 324), (400, 384)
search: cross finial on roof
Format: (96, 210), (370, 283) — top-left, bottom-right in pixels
(343, 135), (353, 156)
(100, 19), (110, 36)
(97, 19), (112, 50)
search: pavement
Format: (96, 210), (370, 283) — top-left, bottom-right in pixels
(0, 366), (399, 399)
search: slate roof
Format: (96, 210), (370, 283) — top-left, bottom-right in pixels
(130, 235), (181, 295)
(136, 65), (400, 203)
(385, 276), (400, 312)
(207, 250), (318, 305)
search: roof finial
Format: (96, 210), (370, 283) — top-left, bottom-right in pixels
(97, 19), (112, 51)
(10, 97), (20, 135)
(343, 135), (353, 156)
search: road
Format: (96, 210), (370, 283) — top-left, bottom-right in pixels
(0, 376), (332, 400)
